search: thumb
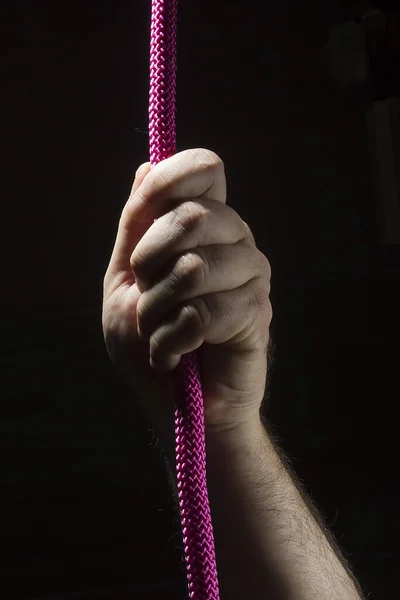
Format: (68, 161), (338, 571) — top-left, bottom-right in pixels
(105, 161), (152, 288)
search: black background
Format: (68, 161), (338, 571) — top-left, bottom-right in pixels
(1, 1), (399, 599)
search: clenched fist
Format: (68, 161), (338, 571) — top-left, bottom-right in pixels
(102, 149), (272, 433)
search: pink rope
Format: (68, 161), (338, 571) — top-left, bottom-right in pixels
(149, 1), (220, 599)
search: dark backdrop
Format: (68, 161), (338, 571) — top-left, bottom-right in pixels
(1, 1), (399, 599)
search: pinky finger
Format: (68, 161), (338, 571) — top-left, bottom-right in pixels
(149, 353), (181, 373)
(148, 299), (210, 373)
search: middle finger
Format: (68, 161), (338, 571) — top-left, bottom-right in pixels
(130, 197), (251, 292)
(136, 239), (262, 340)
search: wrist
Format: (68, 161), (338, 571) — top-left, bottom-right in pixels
(205, 412), (266, 449)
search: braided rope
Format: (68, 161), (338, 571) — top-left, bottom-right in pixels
(149, 1), (220, 599)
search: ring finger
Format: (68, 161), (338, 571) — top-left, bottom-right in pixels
(130, 198), (253, 293)
(148, 279), (264, 372)
(136, 239), (263, 341)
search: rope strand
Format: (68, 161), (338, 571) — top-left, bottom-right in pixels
(149, 1), (220, 599)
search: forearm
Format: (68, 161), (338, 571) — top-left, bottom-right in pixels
(204, 417), (364, 600)
(153, 411), (364, 600)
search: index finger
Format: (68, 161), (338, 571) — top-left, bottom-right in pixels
(108, 148), (226, 281)
(124, 148), (226, 222)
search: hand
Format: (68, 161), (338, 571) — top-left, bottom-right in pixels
(102, 149), (272, 432)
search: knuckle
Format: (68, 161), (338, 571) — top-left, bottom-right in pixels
(184, 297), (212, 332)
(256, 275), (271, 305)
(150, 297), (210, 356)
(173, 252), (208, 290)
(252, 247), (271, 281)
(172, 201), (209, 234)
(252, 279), (272, 322)
(259, 251), (272, 280)
(248, 287), (262, 322)
(242, 220), (256, 245)
(129, 248), (146, 276)
(190, 148), (224, 171)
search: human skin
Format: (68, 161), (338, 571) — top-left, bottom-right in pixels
(102, 148), (365, 600)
